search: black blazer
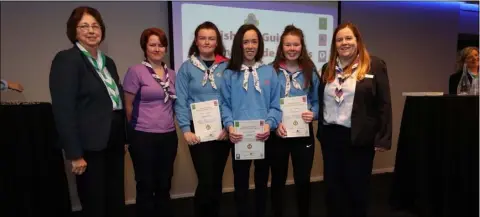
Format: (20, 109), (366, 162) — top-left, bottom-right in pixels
(49, 46), (126, 160)
(316, 56), (392, 150)
(448, 70), (473, 94)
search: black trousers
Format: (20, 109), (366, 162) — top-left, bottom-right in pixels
(320, 124), (375, 217)
(75, 111), (126, 217)
(188, 122), (231, 217)
(231, 136), (272, 217)
(270, 123), (315, 217)
(128, 129), (178, 217)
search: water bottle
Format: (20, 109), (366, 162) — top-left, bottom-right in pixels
(457, 63), (471, 95)
(469, 77), (479, 95)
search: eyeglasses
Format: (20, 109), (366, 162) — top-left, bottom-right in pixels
(77, 24), (101, 32)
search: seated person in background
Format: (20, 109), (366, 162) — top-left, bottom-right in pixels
(0, 79), (24, 92)
(449, 46), (479, 94)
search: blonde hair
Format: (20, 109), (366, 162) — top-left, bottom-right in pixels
(323, 22), (371, 83)
(456, 46), (479, 71)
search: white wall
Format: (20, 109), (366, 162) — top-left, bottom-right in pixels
(0, 1), (170, 102)
(0, 1), (171, 210)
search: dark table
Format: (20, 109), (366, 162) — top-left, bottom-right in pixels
(390, 95), (479, 216)
(0, 102), (72, 216)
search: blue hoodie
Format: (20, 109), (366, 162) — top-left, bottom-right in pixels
(275, 62), (320, 120)
(220, 64), (282, 130)
(175, 55), (229, 133)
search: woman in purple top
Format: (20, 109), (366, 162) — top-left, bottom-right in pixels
(123, 27), (178, 217)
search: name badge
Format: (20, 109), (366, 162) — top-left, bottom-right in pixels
(365, 74), (374, 78)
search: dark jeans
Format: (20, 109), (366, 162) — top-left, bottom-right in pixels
(189, 120), (231, 217)
(128, 130), (178, 217)
(231, 137), (272, 217)
(320, 124), (375, 217)
(270, 123), (315, 217)
(189, 140), (230, 217)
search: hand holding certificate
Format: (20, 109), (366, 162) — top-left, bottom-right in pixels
(231, 120), (265, 160)
(279, 95), (310, 138)
(190, 100), (222, 143)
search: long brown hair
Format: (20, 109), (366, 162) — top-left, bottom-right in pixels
(226, 24), (264, 71)
(273, 25), (315, 89)
(323, 22), (371, 83)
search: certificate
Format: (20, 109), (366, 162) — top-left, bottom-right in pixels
(190, 99), (222, 142)
(234, 120), (265, 160)
(280, 95), (310, 138)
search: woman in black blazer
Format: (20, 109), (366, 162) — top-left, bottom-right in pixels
(448, 46), (479, 94)
(49, 6), (126, 217)
(316, 22), (392, 217)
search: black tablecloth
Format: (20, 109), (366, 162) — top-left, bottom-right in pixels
(390, 96), (479, 216)
(0, 102), (72, 216)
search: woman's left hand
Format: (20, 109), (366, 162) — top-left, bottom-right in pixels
(217, 129), (229, 141)
(301, 110), (314, 123)
(256, 124), (271, 141)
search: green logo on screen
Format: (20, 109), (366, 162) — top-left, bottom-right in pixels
(319, 17), (327, 30)
(245, 13), (259, 26)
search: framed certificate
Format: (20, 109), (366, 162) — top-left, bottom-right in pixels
(190, 99), (222, 142)
(280, 95), (310, 138)
(233, 119), (265, 160)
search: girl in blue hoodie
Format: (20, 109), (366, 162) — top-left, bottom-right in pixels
(270, 25), (319, 217)
(220, 24), (282, 217)
(175, 21), (230, 217)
